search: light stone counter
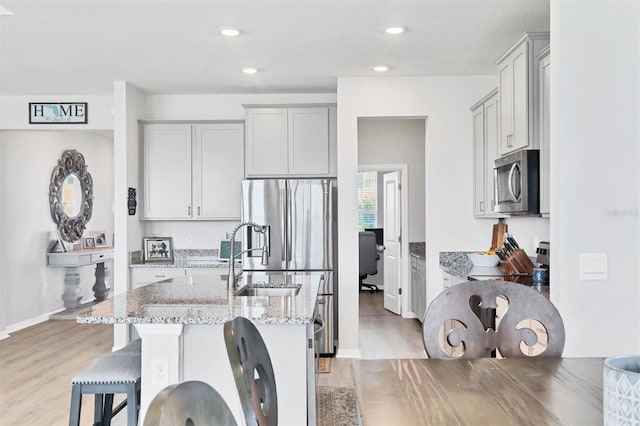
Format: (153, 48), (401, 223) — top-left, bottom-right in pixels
(77, 271), (322, 325)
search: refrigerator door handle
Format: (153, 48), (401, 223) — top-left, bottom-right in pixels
(281, 183), (288, 263)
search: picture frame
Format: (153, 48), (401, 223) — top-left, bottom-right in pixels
(143, 237), (174, 263)
(83, 237), (96, 249)
(29, 102), (88, 124)
(90, 231), (108, 247)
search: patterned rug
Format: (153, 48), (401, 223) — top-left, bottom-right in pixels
(317, 386), (360, 426)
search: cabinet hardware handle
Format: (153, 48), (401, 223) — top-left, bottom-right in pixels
(188, 206), (191, 215)
(198, 206), (201, 216)
(479, 201), (484, 212)
(154, 275), (166, 278)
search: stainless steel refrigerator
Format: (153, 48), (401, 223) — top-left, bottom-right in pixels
(241, 178), (337, 355)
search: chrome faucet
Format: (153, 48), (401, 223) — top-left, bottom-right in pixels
(227, 221), (270, 289)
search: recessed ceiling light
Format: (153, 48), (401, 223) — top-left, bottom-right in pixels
(220, 27), (240, 37)
(242, 67), (258, 74)
(385, 26), (405, 35)
(372, 65), (389, 72)
(0, 5), (15, 15)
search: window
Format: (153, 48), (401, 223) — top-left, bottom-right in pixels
(358, 171), (377, 231)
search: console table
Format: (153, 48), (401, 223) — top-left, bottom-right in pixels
(47, 248), (114, 309)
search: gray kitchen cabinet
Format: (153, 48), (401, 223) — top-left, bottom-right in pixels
(143, 122), (244, 220)
(471, 89), (508, 218)
(245, 105), (336, 177)
(411, 254), (427, 322)
(538, 45), (551, 217)
(497, 32), (550, 157)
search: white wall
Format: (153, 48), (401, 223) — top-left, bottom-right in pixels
(358, 118), (426, 243)
(0, 140), (7, 337)
(143, 93), (337, 249)
(336, 75), (549, 356)
(0, 130), (114, 329)
(551, 0), (640, 356)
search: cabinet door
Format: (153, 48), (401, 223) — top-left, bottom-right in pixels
(288, 108), (330, 176)
(193, 123), (244, 219)
(539, 53), (551, 216)
(144, 124), (192, 219)
(498, 59), (514, 156)
(511, 43), (529, 152)
(246, 108), (288, 176)
(472, 105), (486, 217)
(483, 94), (505, 217)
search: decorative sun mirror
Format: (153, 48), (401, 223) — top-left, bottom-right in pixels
(49, 150), (93, 242)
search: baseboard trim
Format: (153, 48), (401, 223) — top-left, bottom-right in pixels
(0, 330), (10, 340)
(5, 308), (65, 335)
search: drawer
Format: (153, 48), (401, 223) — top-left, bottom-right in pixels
(91, 251), (114, 262)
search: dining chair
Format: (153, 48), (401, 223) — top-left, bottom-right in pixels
(423, 280), (565, 358)
(224, 316), (277, 426)
(144, 381), (237, 426)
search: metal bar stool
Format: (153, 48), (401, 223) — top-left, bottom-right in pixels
(69, 340), (141, 426)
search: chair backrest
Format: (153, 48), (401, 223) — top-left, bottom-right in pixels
(224, 316), (277, 426)
(423, 280), (565, 358)
(144, 381), (237, 426)
(359, 231), (378, 277)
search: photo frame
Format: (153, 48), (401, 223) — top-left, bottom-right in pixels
(83, 237), (96, 249)
(90, 231), (108, 247)
(143, 237), (174, 263)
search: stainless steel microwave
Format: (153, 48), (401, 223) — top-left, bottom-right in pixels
(493, 150), (540, 215)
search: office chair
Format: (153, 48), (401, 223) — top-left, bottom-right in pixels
(422, 280), (565, 358)
(359, 231), (380, 293)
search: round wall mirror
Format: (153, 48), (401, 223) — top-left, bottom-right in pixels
(49, 150), (93, 242)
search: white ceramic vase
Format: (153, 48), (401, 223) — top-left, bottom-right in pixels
(604, 356), (640, 425)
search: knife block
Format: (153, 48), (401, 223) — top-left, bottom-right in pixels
(501, 248), (535, 275)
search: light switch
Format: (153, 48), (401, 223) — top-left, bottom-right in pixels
(579, 253), (608, 280)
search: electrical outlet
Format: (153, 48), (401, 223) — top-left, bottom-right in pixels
(188, 235), (193, 245)
(151, 358), (169, 386)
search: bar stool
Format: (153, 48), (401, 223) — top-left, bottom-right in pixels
(69, 340), (141, 426)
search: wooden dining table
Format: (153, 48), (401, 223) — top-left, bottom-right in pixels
(352, 357), (603, 425)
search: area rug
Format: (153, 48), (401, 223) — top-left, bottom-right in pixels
(317, 386), (360, 426)
(318, 357), (331, 373)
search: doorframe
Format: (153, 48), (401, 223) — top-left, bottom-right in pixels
(357, 164), (411, 318)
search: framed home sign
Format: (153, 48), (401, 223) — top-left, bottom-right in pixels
(29, 102), (88, 124)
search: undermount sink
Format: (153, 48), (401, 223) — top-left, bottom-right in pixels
(235, 284), (301, 297)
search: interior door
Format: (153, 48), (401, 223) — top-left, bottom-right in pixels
(383, 172), (402, 315)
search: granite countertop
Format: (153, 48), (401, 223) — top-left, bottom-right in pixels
(77, 271), (322, 325)
(409, 242), (425, 259)
(129, 249), (235, 269)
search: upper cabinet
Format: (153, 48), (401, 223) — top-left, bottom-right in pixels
(245, 105), (337, 177)
(472, 89), (507, 218)
(538, 45), (551, 216)
(497, 32), (550, 157)
(143, 122), (244, 220)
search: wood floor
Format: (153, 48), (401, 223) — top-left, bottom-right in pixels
(0, 320), (115, 426)
(0, 291), (424, 425)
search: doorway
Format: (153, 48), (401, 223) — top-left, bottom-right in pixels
(357, 117), (427, 359)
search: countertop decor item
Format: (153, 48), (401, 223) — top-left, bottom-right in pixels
(143, 237), (174, 263)
(604, 355), (640, 425)
(467, 252), (500, 267)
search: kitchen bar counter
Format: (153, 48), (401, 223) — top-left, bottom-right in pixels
(77, 271), (322, 426)
(78, 272), (321, 325)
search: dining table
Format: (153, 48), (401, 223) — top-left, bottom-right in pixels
(352, 357), (603, 425)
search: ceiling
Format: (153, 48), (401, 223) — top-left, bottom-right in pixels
(0, 0), (550, 95)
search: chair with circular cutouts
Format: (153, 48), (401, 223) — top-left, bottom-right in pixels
(422, 280), (565, 359)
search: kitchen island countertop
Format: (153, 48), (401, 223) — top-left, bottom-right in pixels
(77, 271), (322, 325)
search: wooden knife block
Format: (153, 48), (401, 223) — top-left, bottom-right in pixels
(491, 219), (507, 250)
(501, 248), (535, 275)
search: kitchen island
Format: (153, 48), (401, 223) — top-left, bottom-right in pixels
(78, 271), (322, 426)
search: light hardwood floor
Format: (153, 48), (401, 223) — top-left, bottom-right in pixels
(0, 320), (116, 426)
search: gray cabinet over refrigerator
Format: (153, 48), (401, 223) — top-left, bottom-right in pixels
(241, 178), (337, 355)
